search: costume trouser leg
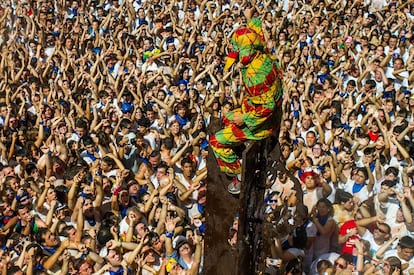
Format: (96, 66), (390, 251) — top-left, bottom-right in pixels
(210, 76), (282, 174)
(210, 107), (277, 174)
(210, 109), (247, 174)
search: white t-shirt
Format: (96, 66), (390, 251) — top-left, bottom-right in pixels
(344, 179), (370, 203)
(119, 216), (130, 238)
(362, 230), (390, 260)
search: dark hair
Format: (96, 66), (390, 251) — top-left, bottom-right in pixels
(61, 225), (75, 237)
(366, 79), (376, 89)
(83, 136), (94, 147)
(25, 162), (38, 175)
(181, 157), (194, 167)
(284, 257), (303, 274)
(162, 138), (174, 150)
(347, 80), (356, 87)
(158, 162), (169, 172)
(119, 118), (132, 129)
(363, 147), (375, 155)
(149, 150), (161, 159)
(101, 212), (119, 229)
(75, 119), (88, 130)
(35, 228), (49, 245)
(7, 266), (23, 275)
(97, 227), (113, 246)
(381, 180), (396, 188)
(292, 224), (307, 249)
(356, 167), (368, 180)
(385, 166), (399, 177)
(331, 100), (342, 115)
(316, 198), (333, 216)
(16, 148), (29, 157)
(137, 118), (150, 128)
(102, 156), (115, 167)
(72, 258), (88, 271)
(399, 236), (414, 249)
(331, 117), (342, 129)
(335, 190), (353, 204)
(340, 253), (354, 265)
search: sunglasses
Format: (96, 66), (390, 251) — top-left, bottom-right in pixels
(375, 227), (388, 234)
(269, 199), (278, 203)
(335, 262), (345, 269)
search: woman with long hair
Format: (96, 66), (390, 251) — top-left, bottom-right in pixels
(310, 198), (337, 259)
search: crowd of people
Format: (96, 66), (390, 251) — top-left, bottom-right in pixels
(261, 0), (414, 274)
(0, 0), (413, 274)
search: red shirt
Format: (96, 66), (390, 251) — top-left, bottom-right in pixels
(339, 220), (360, 254)
(368, 131), (380, 142)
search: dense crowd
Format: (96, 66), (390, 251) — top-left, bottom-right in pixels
(262, 1), (414, 274)
(0, 0), (413, 274)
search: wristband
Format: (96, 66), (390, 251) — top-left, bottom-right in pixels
(2, 245), (7, 251)
(112, 185), (122, 196)
(34, 264), (44, 271)
(165, 231), (174, 238)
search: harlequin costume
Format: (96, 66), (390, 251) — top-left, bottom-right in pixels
(210, 18), (283, 175)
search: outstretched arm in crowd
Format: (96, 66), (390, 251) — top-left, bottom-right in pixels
(376, 235), (400, 260)
(155, 196), (169, 235)
(390, 136), (412, 166)
(169, 141), (192, 167)
(68, 171), (83, 210)
(175, 170), (207, 203)
(397, 191), (414, 229)
(75, 197), (85, 243)
(187, 232), (203, 275)
(164, 217), (177, 256)
(396, 121), (414, 143)
(92, 172), (104, 209)
(150, 95), (174, 117)
(36, 177), (53, 212)
(7, 132), (17, 162)
(126, 236), (147, 268)
(43, 239), (70, 270)
(45, 199), (58, 227)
